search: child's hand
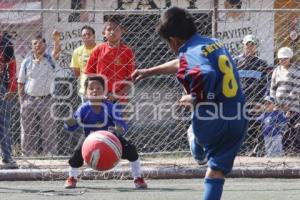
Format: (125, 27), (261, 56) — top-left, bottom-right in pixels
(3, 92), (15, 101)
(106, 93), (117, 103)
(282, 105), (289, 113)
(108, 125), (125, 135)
(286, 111), (293, 118)
(179, 94), (194, 108)
(131, 69), (149, 82)
(64, 117), (77, 127)
(107, 126), (116, 133)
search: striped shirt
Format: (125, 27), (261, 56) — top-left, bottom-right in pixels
(270, 64), (300, 113)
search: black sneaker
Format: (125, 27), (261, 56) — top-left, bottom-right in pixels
(2, 159), (18, 169)
(196, 157), (208, 166)
(194, 148), (208, 166)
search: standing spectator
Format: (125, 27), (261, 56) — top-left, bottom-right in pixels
(84, 17), (135, 105)
(270, 47), (300, 154)
(0, 30), (18, 169)
(234, 34), (271, 156)
(257, 96), (287, 157)
(70, 25), (97, 101)
(17, 31), (61, 156)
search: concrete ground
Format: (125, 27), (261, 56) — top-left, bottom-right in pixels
(0, 178), (300, 200)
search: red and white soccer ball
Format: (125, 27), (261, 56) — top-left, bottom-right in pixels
(82, 131), (123, 171)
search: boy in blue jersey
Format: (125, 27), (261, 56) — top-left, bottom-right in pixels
(257, 96), (287, 157)
(64, 75), (147, 189)
(132, 7), (248, 200)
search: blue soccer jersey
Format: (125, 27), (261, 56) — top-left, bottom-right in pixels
(177, 33), (248, 174)
(177, 33), (245, 114)
(257, 110), (288, 137)
(64, 100), (128, 136)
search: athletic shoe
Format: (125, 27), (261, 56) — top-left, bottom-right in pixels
(134, 177), (148, 189)
(64, 176), (77, 189)
(2, 159), (18, 169)
(196, 156), (208, 166)
(187, 126), (207, 165)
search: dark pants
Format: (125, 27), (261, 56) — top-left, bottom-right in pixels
(0, 85), (12, 161)
(240, 119), (263, 156)
(69, 133), (139, 168)
(20, 95), (58, 156)
(283, 112), (300, 154)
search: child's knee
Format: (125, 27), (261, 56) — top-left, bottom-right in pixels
(123, 144), (139, 161)
(69, 150), (84, 168)
(69, 158), (84, 168)
(205, 167), (225, 179)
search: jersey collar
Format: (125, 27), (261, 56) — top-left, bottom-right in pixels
(178, 33), (200, 54)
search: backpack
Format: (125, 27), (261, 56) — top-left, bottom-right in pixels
(23, 53), (56, 75)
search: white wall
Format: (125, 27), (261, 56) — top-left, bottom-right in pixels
(41, 0), (275, 69)
(42, 0), (103, 74)
(217, 0), (275, 65)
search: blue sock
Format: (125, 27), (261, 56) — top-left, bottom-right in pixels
(203, 178), (225, 200)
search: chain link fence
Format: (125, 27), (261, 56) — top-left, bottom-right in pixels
(0, 1), (300, 178)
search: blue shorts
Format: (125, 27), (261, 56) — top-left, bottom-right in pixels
(192, 112), (248, 175)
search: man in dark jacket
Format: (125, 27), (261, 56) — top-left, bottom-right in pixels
(234, 34), (272, 156)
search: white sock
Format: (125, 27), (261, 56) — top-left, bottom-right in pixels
(69, 167), (80, 179)
(130, 159), (141, 179)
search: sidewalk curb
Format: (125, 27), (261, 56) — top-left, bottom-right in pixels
(1, 166), (300, 181)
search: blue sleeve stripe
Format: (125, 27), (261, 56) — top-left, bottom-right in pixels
(238, 70), (263, 79)
(63, 123), (79, 132)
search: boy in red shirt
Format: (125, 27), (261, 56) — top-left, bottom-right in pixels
(84, 17), (134, 103)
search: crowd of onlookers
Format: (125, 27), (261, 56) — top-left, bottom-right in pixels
(0, 17), (136, 169)
(235, 34), (300, 157)
(0, 20), (300, 169)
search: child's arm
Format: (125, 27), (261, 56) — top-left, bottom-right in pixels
(256, 113), (264, 121)
(64, 117), (78, 128)
(108, 122), (127, 136)
(107, 103), (128, 135)
(131, 59), (179, 82)
(112, 113), (128, 135)
(63, 107), (82, 132)
(64, 117), (79, 132)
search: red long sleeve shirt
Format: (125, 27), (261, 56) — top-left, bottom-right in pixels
(0, 36), (17, 92)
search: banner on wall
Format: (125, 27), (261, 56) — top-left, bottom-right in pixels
(216, 0), (275, 65)
(0, 1), (42, 72)
(102, 0), (275, 64)
(41, 0), (275, 69)
(42, 0), (103, 77)
(0, 1), (41, 24)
